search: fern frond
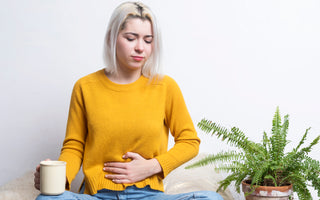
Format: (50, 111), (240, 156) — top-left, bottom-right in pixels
(298, 135), (320, 157)
(234, 172), (249, 193)
(185, 151), (241, 169)
(281, 173), (304, 186)
(251, 161), (270, 186)
(279, 114), (290, 157)
(295, 127), (311, 151)
(262, 131), (271, 154)
(270, 107), (283, 161)
(304, 157), (320, 196)
(291, 176), (312, 200)
(214, 161), (245, 173)
(229, 127), (262, 154)
(264, 175), (277, 186)
(197, 119), (217, 134)
(217, 172), (243, 192)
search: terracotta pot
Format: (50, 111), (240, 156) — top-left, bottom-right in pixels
(242, 180), (293, 200)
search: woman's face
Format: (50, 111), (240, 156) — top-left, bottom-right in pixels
(116, 18), (153, 73)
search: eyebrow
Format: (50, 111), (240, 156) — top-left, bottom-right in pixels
(124, 32), (153, 38)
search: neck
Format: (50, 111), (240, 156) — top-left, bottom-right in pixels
(105, 68), (142, 84)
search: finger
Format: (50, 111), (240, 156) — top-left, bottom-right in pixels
(34, 171), (40, 178)
(103, 166), (127, 174)
(104, 162), (127, 169)
(104, 174), (126, 180)
(34, 183), (40, 190)
(37, 158), (50, 172)
(123, 152), (144, 160)
(34, 176), (40, 184)
(36, 165), (40, 172)
(111, 178), (132, 184)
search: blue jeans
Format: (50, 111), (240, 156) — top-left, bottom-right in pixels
(35, 185), (224, 200)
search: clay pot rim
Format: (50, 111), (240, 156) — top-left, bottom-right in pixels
(242, 179), (293, 190)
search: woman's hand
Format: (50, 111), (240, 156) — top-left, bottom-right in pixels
(103, 152), (162, 184)
(34, 159), (51, 190)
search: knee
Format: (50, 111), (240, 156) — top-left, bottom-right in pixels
(206, 191), (224, 200)
(35, 194), (51, 200)
(36, 194), (49, 200)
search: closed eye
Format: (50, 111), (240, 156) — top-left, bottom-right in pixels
(126, 37), (135, 42)
(144, 36), (153, 44)
(123, 32), (153, 44)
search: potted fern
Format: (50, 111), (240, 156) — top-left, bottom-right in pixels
(186, 108), (320, 200)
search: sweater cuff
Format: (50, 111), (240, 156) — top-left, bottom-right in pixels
(58, 153), (82, 190)
(155, 154), (181, 178)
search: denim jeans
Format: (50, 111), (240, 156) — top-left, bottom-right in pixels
(35, 185), (224, 200)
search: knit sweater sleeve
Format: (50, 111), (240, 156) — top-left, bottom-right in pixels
(58, 80), (87, 190)
(155, 76), (200, 178)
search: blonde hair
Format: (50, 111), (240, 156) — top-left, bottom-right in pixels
(103, 2), (162, 79)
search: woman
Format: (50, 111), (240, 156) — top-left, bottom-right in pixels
(34, 2), (223, 200)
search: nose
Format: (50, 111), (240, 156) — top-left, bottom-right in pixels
(134, 40), (144, 53)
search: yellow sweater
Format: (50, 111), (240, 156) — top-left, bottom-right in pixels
(59, 69), (200, 195)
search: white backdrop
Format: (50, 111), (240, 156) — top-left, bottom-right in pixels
(1, 0), (319, 198)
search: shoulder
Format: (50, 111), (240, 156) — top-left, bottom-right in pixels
(155, 75), (179, 87)
(162, 75), (176, 84)
(156, 75), (183, 96)
(163, 75), (181, 90)
(74, 69), (104, 88)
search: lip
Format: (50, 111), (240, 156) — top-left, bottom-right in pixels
(132, 56), (144, 61)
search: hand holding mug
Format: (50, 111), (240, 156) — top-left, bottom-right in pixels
(34, 158), (51, 190)
(34, 159), (66, 195)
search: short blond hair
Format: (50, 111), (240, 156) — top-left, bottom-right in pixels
(103, 2), (162, 79)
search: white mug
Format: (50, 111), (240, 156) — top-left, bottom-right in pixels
(40, 160), (66, 195)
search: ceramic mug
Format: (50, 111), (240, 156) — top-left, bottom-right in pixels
(40, 160), (66, 195)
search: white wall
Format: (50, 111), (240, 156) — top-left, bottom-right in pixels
(1, 0), (319, 198)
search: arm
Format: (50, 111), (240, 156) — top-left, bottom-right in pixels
(155, 76), (200, 178)
(58, 81), (87, 189)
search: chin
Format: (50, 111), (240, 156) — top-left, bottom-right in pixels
(128, 63), (144, 70)
(127, 66), (143, 71)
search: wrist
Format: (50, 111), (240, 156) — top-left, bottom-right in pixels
(150, 158), (162, 174)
